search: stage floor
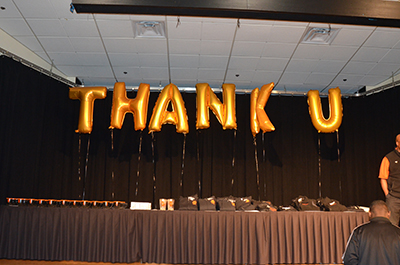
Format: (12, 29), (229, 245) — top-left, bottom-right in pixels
(0, 260), (337, 265)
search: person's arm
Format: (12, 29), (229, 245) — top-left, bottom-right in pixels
(379, 157), (390, 196)
(342, 230), (360, 265)
(381, 178), (389, 196)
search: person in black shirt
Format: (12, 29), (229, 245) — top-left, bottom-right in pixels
(343, 200), (400, 265)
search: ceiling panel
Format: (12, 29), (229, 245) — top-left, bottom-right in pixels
(351, 47), (389, 62)
(27, 19), (66, 37)
(109, 53), (140, 67)
(200, 41), (232, 56)
(0, 18), (31, 36)
(231, 41), (265, 57)
(1, 0), (400, 94)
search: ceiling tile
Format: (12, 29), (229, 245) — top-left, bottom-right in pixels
(49, 52), (109, 66)
(321, 46), (358, 60)
(26, 19), (66, 37)
(363, 28), (400, 48)
(48, 52), (79, 65)
(305, 73), (337, 85)
(351, 47), (389, 62)
(139, 67), (169, 79)
(251, 70), (282, 84)
(134, 39), (167, 53)
(168, 39), (201, 54)
(169, 54), (199, 68)
(96, 19), (134, 38)
(231, 41), (265, 56)
(331, 74), (365, 86)
(368, 63), (400, 75)
(235, 24), (272, 42)
(109, 53), (140, 67)
(285, 59), (319, 72)
(341, 61), (377, 74)
(256, 58), (289, 71)
(0, 18), (32, 36)
(293, 44), (329, 60)
(201, 22), (236, 41)
(199, 55), (229, 68)
(60, 18), (98, 37)
(38, 37), (74, 52)
(331, 27), (373, 46)
(69, 37), (104, 53)
(113, 66), (140, 78)
(170, 67), (198, 80)
(197, 69), (225, 81)
(138, 53), (168, 67)
(80, 77), (117, 87)
(200, 40), (232, 56)
(228, 56), (259, 70)
(167, 20), (202, 40)
(103, 38), (137, 53)
(359, 75), (389, 86)
(59, 65), (114, 77)
(14, 36), (43, 52)
(315, 60), (347, 73)
(278, 72), (310, 84)
(379, 49), (400, 64)
(0, 0), (22, 18)
(51, 0), (80, 20)
(266, 25), (307, 43)
(261, 43), (297, 58)
(225, 69), (255, 82)
(13, 0), (58, 19)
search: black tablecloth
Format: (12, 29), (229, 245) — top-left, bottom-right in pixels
(0, 205), (368, 264)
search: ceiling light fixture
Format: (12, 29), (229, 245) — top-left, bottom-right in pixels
(301, 26), (340, 45)
(134, 21), (166, 38)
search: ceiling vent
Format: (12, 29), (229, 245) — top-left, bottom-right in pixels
(301, 27), (340, 44)
(134, 21), (166, 38)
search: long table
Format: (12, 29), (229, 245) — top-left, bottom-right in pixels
(0, 205), (368, 264)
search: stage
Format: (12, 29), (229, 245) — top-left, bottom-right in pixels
(0, 205), (368, 264)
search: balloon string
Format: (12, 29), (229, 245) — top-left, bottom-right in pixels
(135, 131), (143, 197)
(83, 135), (91, 200)
(263, 133), (267, 197)
(151, 132), (156, 209)
(336, 130), (340, 162)
(262, 132), (266, 162)
(111, 129), (114, 152)
(318, 134), (322, 198)
(110, 129), (115, 200)
(231, 130), (236, 193)
(180, 134), (187, 195)
(196, 130), (202, 197)
(253, 136), (260, 201)
(78, 134), (81, 181)
(337, 129), (342, 201)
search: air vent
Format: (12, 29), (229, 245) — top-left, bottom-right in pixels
(134, 21), (165, 38)
(301, 27), (340, 44)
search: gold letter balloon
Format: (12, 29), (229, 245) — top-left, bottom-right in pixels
(307, 87), (343, 133)
(109, 82), (150, 131)
(195, 83), (237, 130)
(148, 84), (189, 134)
(250, 83), (275, 136)
(69, 86), (107, 134)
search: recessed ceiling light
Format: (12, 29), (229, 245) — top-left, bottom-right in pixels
(134, 21), (166, 38)
(301, 27), (340, 45)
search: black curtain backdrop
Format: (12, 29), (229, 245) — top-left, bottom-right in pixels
(0, 56), (398, 207)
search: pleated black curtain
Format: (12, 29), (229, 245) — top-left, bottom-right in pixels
(0, 56), (398, 207)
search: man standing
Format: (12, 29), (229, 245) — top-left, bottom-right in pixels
(379, 134), (400, 226)
(342, 200), (400, 265)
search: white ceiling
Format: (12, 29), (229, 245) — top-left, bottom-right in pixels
(1, 0), (400, 94)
